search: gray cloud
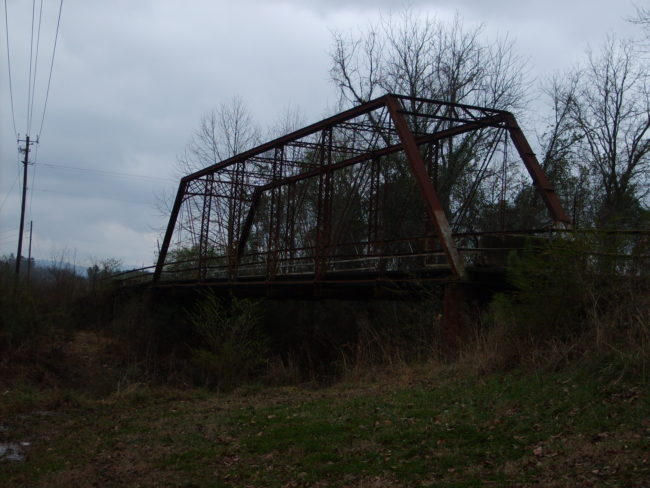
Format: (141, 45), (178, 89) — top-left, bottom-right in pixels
(0, 0), (642, 268)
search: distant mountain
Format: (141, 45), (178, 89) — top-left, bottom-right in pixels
(34, 259), (88, 277)
(5, 256), (141, 278)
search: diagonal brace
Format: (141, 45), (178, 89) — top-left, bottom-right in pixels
(385, 95), (467, 280)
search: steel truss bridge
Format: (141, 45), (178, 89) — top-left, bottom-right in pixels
(123, 94), (576, 298)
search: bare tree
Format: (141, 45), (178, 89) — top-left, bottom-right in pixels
(178, 96), (261, 176)
(330, 10), (529, 227)
(630, 4), (650, 41)
(159, 96), (262, 261)
(155, 96), (260, 244)
(566, 38), (650, 225)
(330, 10), (526, 111)
(161, 98), (316, 267)
(266, 103), (306, 140)
(528, 74), (594, 226)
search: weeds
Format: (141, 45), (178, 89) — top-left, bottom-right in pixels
(463, 233), (650, 377)
(188, 293), (269, 391)
(2, 230), (648, 402)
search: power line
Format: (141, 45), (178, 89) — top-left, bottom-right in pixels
(0, 232), (19, 239)
(38, 162), (177, 182)
(28, 0), (44, 135)
(0, 236), (21, 247)
(27, 144), (38, 223)
(37, 0), (63, 139)
(34, 187), (153, 206)
(2, 0), (18, 138)
(0, 169), (21, 212)
(0, 231), (20, 240)
(0, 241), (19, 249)
(26, 0), (36, 134)
(3, 1), (64, 276)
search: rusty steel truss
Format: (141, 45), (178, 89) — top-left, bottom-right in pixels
(154, 94), (571, 286)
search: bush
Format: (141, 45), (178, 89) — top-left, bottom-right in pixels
(188, 293), (268, 390)
(500, 235), (592, 341)
(0, 288), (40, 349)
(0, 255), (86, 349)
(470, 232), (650, 376)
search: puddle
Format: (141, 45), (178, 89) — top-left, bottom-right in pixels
(0, 443), (27, 462)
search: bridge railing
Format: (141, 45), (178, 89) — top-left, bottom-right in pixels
(109, 228), (648, 289)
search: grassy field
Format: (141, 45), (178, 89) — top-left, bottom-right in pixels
(1, 363), (648, 487)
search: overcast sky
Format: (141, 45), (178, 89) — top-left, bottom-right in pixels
(0, 0), (643, 269)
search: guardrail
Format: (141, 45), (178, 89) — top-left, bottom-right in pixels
(108, 228), (649, 289)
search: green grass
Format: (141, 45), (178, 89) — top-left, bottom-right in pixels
(1, 367), (648, 487)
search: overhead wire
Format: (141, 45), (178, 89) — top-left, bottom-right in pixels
(26, 0), (64, 244)
(0, 238), (19, 246)
(30, 159), (175, 207)
(26, 0), (36, 134)
(34, 188), (153, 206)
(38, 162), (177, 183)
(0, 172), (21, 212)
(0, 234), (21, 246)
(26, 144), (39, 224)
(2, 0), (18, 139)
(37, 0), (63, 138)
(28, 0), (44, 136)
(0, 229), (21, 251)
(0, 151), (23, 213)
(2, 0), (65, 258)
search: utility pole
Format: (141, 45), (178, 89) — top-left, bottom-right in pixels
(27, 220), (33, 284)
(15, 135), (37, 279)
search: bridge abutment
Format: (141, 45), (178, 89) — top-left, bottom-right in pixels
(440, 281), (493, 357)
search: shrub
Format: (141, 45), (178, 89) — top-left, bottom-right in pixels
(187, 293), (268, 390)
(471, 232), (650, 375)
(501, 235), (592, 342)
(0, 287), (40, 349)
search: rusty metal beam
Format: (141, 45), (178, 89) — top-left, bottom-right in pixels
(390, 93), (509, 116)
(385, 95), (467, 280)
(154, 180), (188, 282)
(235, 189), (262, 262)
(256, 114), (506, 193)
(181, 97), (389, 183)
(504, 112), (572, 227)
(180, 95), (508, 184)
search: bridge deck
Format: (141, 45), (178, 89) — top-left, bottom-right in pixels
(116, 265), (509, 300)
